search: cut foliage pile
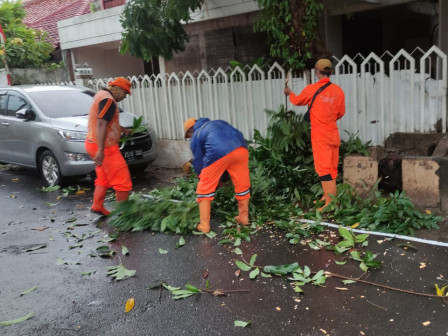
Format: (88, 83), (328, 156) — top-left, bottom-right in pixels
(109, 106), (442, 236)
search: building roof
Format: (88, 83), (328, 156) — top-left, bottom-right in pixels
(23, 0), (92, 47)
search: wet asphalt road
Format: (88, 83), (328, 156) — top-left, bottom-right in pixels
(0, 167), (447, 336)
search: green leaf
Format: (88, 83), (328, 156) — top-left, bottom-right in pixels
(234, 238), (241, 247)
(349, 250), (362, 261)
(249, 268), (260, 279)
(249, 254), (257, 267)
(205, 231), (217, 239)
(185, 284), (201, 293)
(106, 264), (136, 281)
(359, 262), (368, 272)
(96, 246), (115, 258)
(303, 266), (311, 278)
(342, 279), (357, 285)
(338, 226), (355, 244)
(234, 247), (243, 255)
(235, 260), (252, 272)
(313, 275), (326, 286)
(335, 261), (347, 265)
(162, 284), (180, 291)
(288, 273), (308, 282)
(337, 240), (354, 248)
(218, 239), (232, 245)
(311, 270), (324, 281)
(0, 312), (34, 326)
(260, 272), (272, 278)
(354, 233), (369, 243)
(308, 242), (320, 250)
(172, 293), (196, 300)
(263, 262), (300, 275)
(176, 236), (186, 248)
(234, 320), (251, 327)
(294, 284), (304, 293)
(20, 286), (37, 296)
(159, 248), (168, 254)
(122, 246), (129, 255)
(40, 185), (60, 192)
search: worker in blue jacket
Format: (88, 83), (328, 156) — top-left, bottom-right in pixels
(184, 117), (251, 233)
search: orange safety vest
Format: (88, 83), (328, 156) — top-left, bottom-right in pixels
(86, 90), (121, 148)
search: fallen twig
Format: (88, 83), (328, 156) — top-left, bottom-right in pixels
(365, 299), (388, 311)
(325, 271), (442, 298)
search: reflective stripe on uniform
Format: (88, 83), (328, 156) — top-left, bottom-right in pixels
(235, 188), (250, 196)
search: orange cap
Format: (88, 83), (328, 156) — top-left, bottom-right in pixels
(315, 59), (333, 72)
(184, 118), (196, 137)
(108, 77), (132, 95)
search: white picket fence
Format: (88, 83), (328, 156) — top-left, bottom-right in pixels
(54, 46), (447, 146)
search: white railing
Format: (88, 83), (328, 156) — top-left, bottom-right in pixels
(52, 46), (448, 146)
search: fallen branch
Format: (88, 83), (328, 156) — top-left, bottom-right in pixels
(325, 271), (442, 298)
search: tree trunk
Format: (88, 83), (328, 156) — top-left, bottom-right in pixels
(288, 0), (329, 68)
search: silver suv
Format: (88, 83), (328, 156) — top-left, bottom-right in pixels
(0, 85), (158, 186)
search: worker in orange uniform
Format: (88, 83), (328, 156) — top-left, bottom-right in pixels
(184, 118), (251, 233)
(284, 59), (345, 211)
(85, 77), (133, 215)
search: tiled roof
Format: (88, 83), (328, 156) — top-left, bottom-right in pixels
(23, 0), (92, 47)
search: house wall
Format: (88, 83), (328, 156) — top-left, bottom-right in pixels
(58, 5), (124, 50)
(324, 0), (447, 59)
(72, 45), (144, 78)
(165, 12), (268, 73)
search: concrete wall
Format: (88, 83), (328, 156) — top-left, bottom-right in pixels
(402, 157), (440, 208)
(152, 140), (192, 169)
(9, 68), (70, 85)
(343, 155), (379, 197)
(0, 68), (8, 86)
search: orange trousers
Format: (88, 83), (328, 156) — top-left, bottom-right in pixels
(85, 141), (132, 191)
(196, 147), (250, 202)
(311, 134), (339, 180)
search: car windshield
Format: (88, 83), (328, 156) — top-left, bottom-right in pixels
(28, 89), (94, 118)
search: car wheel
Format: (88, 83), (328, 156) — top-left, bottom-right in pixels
(39, 150), (63, 186)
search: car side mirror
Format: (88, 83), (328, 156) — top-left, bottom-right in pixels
(16, 109), (35, 121)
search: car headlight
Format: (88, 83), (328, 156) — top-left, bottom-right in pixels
(58, 130), (87, 141)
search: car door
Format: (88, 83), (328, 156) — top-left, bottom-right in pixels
(3, 91), (36, 166)
(0, 90), (10, 162)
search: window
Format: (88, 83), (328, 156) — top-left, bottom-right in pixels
(27, 89), (93, 118)
(0, 92), (7, 115)
(6, 94), (28, 117)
